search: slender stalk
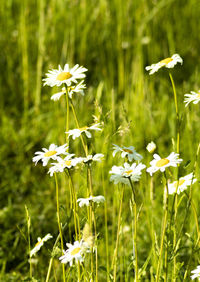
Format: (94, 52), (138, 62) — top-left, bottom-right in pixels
(46, 222), (68, 282)
(25, 205), (32, 278)
(64, 87), (70, 145)
(156, 173), (169, 282)
(69, 99), (88, 155)
(169, 72), (180, 280)
(112, 186), (124, 282)
(54, 174), (65, 282)
(128, 178), (138, 282)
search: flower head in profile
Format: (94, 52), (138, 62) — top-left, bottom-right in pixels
(50, 80), (86, 101)
(65, 124), (102, 140)
(77, 195), (105, 207)
(32, 144), (68, 166)
(30, 234), (53, 257)
(191, 265), (200, 280)
(112, 144), (143, 162)
(146, 152), (182, 176)
(145, 54), (183, 75)
(82, 154), (104, 163)
(48, 155), (82, 176)
(184, 90), (200, 107)
(146, 141), (156, 153)
(59, 240), (90, 266)
(167, 173), (197, 195)
(43, 64), (87, 87)
(109, 162), (146, 186)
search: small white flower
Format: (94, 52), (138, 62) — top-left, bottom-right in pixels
(68, 80), (86, 99)
(48, 155), (82, 176)
(167, 173), (197, 195)
(109, 162), (146, 186)
(184, 90), (200, 107)
(65, 124), (102, 140)
(32, 144), (68, 166)
(43, 64), (87, 87)
(59, 240), (89, 266)
(145, 54), (183, 75)
(146, 141), (156, 153)
(83, 154), (104, 163)
(77, 195), (105, 207)
(191, 265), (200, 280)
(51, 87), (66, 101)
(146, 152), (183, 176)
(112, 144), (143, 162)
(30, 234), (53, 257)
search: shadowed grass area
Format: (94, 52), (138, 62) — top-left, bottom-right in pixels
(0, 0), (200, 281)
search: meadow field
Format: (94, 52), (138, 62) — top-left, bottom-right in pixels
(1, 0), (200, 281)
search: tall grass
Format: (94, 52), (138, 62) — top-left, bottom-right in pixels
(0, 0), (200, 281)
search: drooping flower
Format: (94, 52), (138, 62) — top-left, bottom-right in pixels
(32, 144), (68, 166)
(48, 155), (82, 176)
(43, 64), (87, 87)
(146, 141), (156, 153)
(59, 240), (90, 266)
(167, 173), (197, 195)
(50, 80), (86, 101)
(30, 234), (53, 257)
(109, 162), (146, 186)
(65, 124), (102, 140)
(82, 154), (104, 163)
(77, 195), (105, 207)
(184, 90), (200, 107)
(145, 54), (183, 75)
(112, 144), (143, 162)
(191, 265), (200, 280)
(146, 152), (182, 176)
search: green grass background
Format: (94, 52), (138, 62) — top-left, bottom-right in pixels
(1, 0), (200, 280)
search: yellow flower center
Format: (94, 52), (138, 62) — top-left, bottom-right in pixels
(197, 91), (200, 98)
(44, 150), (57, 157)
(174, 179), (185, 187)
(159, 57), (173, 65)
(125, 169), (133, 175)
(156, 158), (169, 167)
(56, 72), (72, 81)
(79, 126), (88, 131)
(123, 149), (133, 154)
(70, 247), (81, 256)
(65, 160), (72, 166)
(35, 240), (42, 247)
(68, 86), (75, 92)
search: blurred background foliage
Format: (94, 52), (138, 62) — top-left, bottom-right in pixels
(0, 0), (200, 280)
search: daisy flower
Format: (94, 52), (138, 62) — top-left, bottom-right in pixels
(184, 90), (200, 107)
(32, 144), (68, 166)
(65, 123), (102, 140)
(146, 141), (156, 153)
(109, 162), (146, 186)
(50, 80), (86, 101)
(48, 155), (82, 176)
(191, 265), (200, 280)
(77, 195), (105, 207)
(145, 54), (183, 75)
(82, 153), (104, 163)
(59, 240), (89, 266)
(30, 234), (53, 257)
(112, 144), (143, 162)
(43, 64), (87, 87)
(146, 152), (183, 176)
(167, 173), (197, 195)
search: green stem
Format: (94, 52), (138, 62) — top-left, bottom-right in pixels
(128, 178), (138, 282)
(69, 99), (88, 156)
(54, 174), (65, 282)
(64, 87), (70, 145)
(112, 186), (124, 282)
(156, 173), (169, 282)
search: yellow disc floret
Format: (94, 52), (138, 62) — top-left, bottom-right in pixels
(70, 247), (81, 256)
(159, 58), (173, 65)
(57, 72), (72, 81)
(156, 158), (169, 167)
(44, 150), (57, 157)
